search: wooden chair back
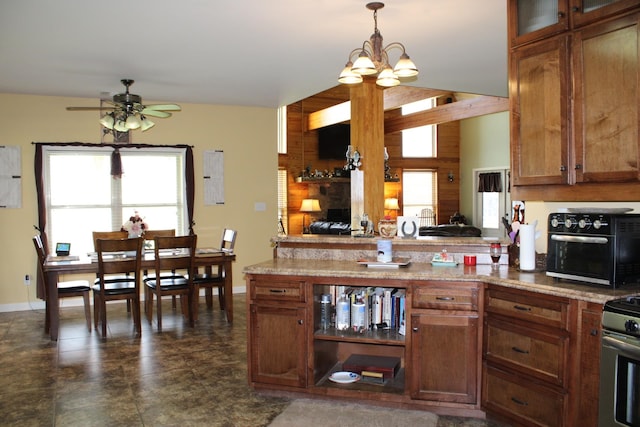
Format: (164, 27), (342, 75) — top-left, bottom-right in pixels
(95, 237), (143, 285)
(144, 229), (176, 241)
(153, 235), (197, 276)
(92, 231), (127, 251)
(220, 229), (237, 253)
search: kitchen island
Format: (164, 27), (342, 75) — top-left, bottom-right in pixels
(246, 235), (639, 425)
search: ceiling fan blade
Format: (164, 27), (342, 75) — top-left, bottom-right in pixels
(143, 104), (181, 111)
(141, 109), (172, 118)
(66, 106), (107, 111)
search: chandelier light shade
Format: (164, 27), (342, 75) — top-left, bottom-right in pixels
(338, 2), (419, 87)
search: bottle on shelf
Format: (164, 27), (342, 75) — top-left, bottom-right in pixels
(351, 295), (366, 331)
(336, 293), (350, 330)
(320, 294), (331, 330)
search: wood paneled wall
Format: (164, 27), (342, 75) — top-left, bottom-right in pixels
(282, 85), (465, 234)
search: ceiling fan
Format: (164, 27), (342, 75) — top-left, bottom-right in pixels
(66, 79), (181, 133)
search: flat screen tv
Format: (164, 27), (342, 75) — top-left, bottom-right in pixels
(318, 123), (350, 160)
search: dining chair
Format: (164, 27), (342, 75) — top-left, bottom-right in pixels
(144, 234), (197, 330)
(94, 237), (143, 338)
(92, 231), (128, 250)
(142, 229), (179, 309)
(33, 235), (92, 332)
(193, 229), (237, 311)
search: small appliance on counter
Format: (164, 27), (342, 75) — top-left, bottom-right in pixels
(546, 210), (640, 287)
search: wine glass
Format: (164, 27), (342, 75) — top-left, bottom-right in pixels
(490, 243), (502, 268)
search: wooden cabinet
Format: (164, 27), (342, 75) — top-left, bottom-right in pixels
(508, 0), (640, 200)
(508, 0), (639, 47)
(572, 302), (603, 427)
(248, 278), (308, 388)
(410, 284), (481, 404)
(483, 286), (571, 426)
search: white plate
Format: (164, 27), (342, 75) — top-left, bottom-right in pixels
(329, 371), (360, 384)
(566, 207), (633, 214)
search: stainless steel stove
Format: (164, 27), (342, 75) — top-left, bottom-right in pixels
(600, 297), (640, 426)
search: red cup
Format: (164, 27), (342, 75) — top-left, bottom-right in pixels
(464, 255), (477, 266)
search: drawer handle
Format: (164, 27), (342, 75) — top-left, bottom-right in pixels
(269, 289), (286, 293)
(513, 305), (531, 312)
(512, 346), (529, 354)
(436, 296), (454, 301)
(511, 397), (529, 406)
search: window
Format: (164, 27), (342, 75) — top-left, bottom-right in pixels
(402, 170), (437, 218)
(40, 145), (190, 256)
(401, 98), (437, 158)
(474, 169), (510, 238)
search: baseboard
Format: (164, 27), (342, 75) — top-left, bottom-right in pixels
(0, 285), (246, 313)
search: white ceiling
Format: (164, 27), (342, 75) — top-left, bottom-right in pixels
(0, 0), (508, 108)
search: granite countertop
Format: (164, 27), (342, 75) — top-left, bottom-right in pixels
(243, 258), (640, 305)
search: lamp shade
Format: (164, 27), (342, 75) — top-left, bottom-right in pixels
(300, 199), (321, 212)
(384, 198), (400, 210)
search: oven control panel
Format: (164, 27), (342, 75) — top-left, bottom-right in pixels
(548, 213), (612, 235)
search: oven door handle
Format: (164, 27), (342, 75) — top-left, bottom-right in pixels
(602, 335), (640, 358)
(550, 234), (609, 244)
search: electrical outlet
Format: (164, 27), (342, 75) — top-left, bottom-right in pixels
(24, 274), (30, 286)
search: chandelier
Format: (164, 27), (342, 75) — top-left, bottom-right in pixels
(338, 2), (419, 87)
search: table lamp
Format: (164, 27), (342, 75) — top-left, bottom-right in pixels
(384, 198), (400, 218)
(300, 199), (321, 234)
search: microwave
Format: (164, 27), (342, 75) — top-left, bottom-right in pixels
(546, 212), (640, 287)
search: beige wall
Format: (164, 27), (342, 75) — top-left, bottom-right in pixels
(0, 93), (277, 311)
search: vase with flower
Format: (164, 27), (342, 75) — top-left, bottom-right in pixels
(121, 211), (148, 239)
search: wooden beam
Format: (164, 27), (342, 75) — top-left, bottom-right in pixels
(308, 86), (452, 131)
(385, 95), (509, 134)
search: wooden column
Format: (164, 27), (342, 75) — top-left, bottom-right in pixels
(350, 78), (385, 224)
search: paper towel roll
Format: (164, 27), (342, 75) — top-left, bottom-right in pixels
(519, 223), (536, 271)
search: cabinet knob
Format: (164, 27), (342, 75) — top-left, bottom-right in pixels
(298, 319), (303, 325)
(560, 165), (567, 172)
(412, 327), (419, 332)
(575, 164), (582, 170)
(591, 329), (598, 336)
(572, 6), (580, 13)
(558, 11), (565, 18)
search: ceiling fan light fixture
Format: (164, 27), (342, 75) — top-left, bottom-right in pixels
(114, 119), (129, 133)
(99, 113), (115, 130)
(125, 114), (141, 130)
(140, 116), (155, 131)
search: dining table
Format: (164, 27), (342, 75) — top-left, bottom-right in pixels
(42, 248), (236, 341)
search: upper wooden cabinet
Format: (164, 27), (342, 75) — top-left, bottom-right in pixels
(509, 0), (640, 47)
(509, 1), (640, 200)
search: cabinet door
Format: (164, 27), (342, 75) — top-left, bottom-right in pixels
(410, 312), (479, 404)
(573, 13), (640, 183)
(573, 305), (602, 427)
(508, 0), (570, 47)
(571, 0), (640, 28)
(510, 35), (571, 186)
(249, 304), (307, 388)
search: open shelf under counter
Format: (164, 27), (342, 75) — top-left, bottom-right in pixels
(315, 362), (406, 396)
(314, 328), (405, 346)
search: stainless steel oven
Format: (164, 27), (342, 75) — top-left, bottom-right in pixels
(600, 297), (640, 426)
(546, 212), (640, 287)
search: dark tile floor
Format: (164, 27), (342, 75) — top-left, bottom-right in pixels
(0, 294), (509, 426)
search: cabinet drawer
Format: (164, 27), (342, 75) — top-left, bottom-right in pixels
(250, 279), (306, 303)
(413, 285), (478, 311)
(485, 318), (568, 387)
(486, 288), (569, 330)
(483, 365), (566, 427)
